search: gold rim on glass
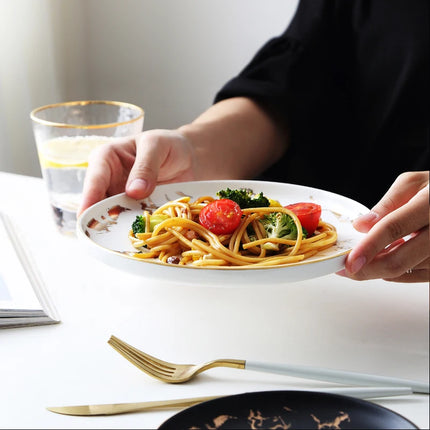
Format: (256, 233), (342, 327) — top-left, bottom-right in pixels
(30, 100), (144, 129)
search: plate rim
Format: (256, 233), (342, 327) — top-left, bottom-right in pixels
(157, 389), (418, 430)
(76, 180), (368, 279)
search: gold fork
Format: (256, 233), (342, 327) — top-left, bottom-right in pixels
(108, 335), (244, 383)
(107, 335), (429, 393)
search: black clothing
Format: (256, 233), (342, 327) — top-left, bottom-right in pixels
(215, 0), (429, 208)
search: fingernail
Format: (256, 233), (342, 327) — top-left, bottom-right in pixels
(128, 178), (148, 193)
(350, 255), (366, 274)
(336, 269), (347, 277)
(357, 211), (379, 224)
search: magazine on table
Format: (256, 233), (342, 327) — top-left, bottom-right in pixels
(0, 212), (60, 328)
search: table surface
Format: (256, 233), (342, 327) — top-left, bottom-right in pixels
(0, 171), (428, 429)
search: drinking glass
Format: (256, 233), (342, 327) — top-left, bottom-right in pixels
(30, 100), (144, 235)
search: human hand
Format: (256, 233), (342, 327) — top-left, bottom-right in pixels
(77, 97), (288, 217)
(78, 129), (196, 215)
(338, 171), (429, 283)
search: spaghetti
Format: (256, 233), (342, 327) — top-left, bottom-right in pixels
(129, 194), (337, 268)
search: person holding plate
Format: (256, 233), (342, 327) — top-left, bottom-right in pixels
(79, 0), (429, 283)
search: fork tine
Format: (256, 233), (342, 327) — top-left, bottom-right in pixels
(109, 339), (173, 380)
(109, 335), (176, 371)
(124, 345), (176, 372)
(108, 337), (164, 372)
(109, 336), (174, 372)
(114, 340), (172, 380)
(108, 336), (176, 379)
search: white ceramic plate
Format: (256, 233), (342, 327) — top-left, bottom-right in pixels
(77, 180), (368, 285)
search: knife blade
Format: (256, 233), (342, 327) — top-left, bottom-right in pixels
(47, 394), (220, 416)
(47, 386), (412, 416)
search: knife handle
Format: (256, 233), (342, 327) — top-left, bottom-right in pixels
(244, 361), (429, 394)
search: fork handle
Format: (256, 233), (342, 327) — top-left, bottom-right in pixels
(202, 359), (246, 372)
(244, 361), (429, 394)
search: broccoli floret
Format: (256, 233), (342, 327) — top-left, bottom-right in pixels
(132, 214), (169, 235)
(259, 212), (307, 250)
(260, 212), (300, 240)
(217, 188), (270, 209)
(132, 216), (146, 235)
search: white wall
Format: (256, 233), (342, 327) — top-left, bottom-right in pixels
(82, 0), (298, 130)
(0, 0), (298, 176)
(0, 0), (66, 177)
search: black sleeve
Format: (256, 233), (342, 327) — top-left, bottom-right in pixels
(212, 0), (429, 208)
(214, 0), (351, 122)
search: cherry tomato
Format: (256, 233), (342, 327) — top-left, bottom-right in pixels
(199, 199), (242, 235)
(285, 202), (322, 236)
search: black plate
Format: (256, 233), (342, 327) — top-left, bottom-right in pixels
(158, 390), (417, 429)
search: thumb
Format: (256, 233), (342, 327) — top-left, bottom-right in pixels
(126, 177), (151, 199)
(125, 135), (161, 199)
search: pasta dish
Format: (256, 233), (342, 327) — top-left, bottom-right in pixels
(128, 188), (337, 268)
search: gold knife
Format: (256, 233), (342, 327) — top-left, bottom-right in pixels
(47, 395), (221, 416)
(47, 386), (412, 416)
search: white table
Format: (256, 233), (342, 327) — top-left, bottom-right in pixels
(0, 171), (428, 429)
